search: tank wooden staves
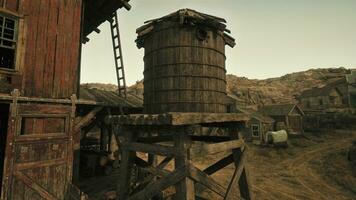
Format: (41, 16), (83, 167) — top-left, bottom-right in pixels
(107, 113), (253, 200)
(136, 9), (236, 114)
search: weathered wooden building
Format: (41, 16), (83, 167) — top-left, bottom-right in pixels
(0, 0), (132, 199)
(226, 95), (274, 143)
(259, 104), (304, 135)
(237, 107), (274, 144)
(299, 78), (349, 110)
(346, 70), (356, 108)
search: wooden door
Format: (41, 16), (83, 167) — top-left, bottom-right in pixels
(1, 103), (74, 200)
(288, 115), (302, 133)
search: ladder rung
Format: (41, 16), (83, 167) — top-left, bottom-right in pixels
(111, 24), (117, 29)
(118, 77), (124, 80)
(116, 56), (121, 60)
(108, 18), (114, 23)
(114, 46), (120, 49)
(113, 35), (119, 39)
(117, 67), (123, 70)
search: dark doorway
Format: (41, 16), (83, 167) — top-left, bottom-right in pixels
(0, 103), (9, 195)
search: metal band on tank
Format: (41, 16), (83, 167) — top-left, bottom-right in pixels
(143, 62), (227, 73)
(143, 45), (226, 60)
(143, 75), (227, 83)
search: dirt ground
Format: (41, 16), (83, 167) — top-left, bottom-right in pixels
(194, 129), (356, 200)
(80, 129), (356, 200)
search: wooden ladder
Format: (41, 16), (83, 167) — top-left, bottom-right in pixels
(109, 11), (127, 98)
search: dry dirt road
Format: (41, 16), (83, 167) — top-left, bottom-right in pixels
(245, 130), (356, 200)
(195, 130), (356, 200)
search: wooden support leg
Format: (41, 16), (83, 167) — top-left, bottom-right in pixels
(117, 127), (136, 200)
(174, 132), (195, 200)
(100, 124), (109, 151)
(229, 128), (252, 200)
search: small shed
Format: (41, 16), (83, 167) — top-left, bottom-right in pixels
(236, 107), (275, 144)
(259, 104), (305, 135)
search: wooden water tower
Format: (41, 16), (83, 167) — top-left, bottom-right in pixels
(107, 9), (252, 200)
(136, 8), (235, 113)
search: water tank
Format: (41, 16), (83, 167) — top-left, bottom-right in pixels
(136, 9), (235, 113)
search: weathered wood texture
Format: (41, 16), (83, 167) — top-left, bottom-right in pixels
(1, 103), (75, 200)
(141, 21), (229, 113)
(0, 0), (82, 99)
(113, 122), (252, 200)
(108, 113), (249, 126)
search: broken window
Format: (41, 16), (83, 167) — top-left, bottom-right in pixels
(252, 124), (260, 137)
(0, 14), (17, 70)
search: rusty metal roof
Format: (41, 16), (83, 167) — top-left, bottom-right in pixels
(79, 87), (142, 108)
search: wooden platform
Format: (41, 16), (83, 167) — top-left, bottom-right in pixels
(108, 112), (250, 126)
(107, 113), (253, 200)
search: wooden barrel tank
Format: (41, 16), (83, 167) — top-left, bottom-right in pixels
(136, 9), (235, 113)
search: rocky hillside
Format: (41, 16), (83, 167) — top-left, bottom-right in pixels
(226, 67), (352, 106)
(83, 67), (353, 106)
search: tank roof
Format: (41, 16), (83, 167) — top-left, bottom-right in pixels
(136, 8), (236, 48)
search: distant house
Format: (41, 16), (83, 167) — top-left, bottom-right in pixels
(259, 104), (304, 135)
(299, 78), (348, 110)
(236, 107), (275, 144)
(346, 70), (356, 108)
(226, 95), (274, 143)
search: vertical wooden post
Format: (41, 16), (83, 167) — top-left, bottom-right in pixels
(117, 126), (136, 200)
(229, 126), (252, 200)
(71, 95), (80, 184)
(1, 89), (19, 199)
(100, 123), (109, 151)
(174, 130), (195, 200)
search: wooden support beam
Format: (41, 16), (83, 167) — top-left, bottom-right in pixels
(128, 167), (188, 200)
(134, 156), (170, 177)
(137, 135), (173, 143)
(108, 113), (249, 126)
(203, 154), (234, 175)
(229, 129), (252, 200)
(224, 152), (246, 200)
(120, 0), (132, 10)
(157, 156), (173, 169)
(122, 142), (177, 157)
(135, 156), (173, 188)
(117, 129), (136, 200)
(74, 107), (103, 132)
(174, 133), (195, 200)
(94, 28), (101, 33)
(188, 164), (227, 197)
(190, 139), (244, 157)
(14, 172), (57, 200)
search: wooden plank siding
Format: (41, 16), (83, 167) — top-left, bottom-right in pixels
(0, 0), (82, 99)
(2, 103), (74, 200)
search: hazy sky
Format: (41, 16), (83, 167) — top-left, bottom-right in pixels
(80, 0), (356, 85)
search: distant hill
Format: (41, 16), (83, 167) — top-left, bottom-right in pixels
(82, 67), (353, 107)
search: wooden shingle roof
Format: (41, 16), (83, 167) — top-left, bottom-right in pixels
(136, 8), (235, 48)
(79, 86), (143, 108)
(299, 78), (345, 98)
(259, 104), (304, 116)
(236, 107), (275, 124)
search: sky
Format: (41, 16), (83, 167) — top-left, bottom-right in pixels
(80, 0), (356, 86)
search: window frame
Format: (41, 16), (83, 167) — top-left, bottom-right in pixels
(0, 12), (19, 71)
(251, 124), (260, 137)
